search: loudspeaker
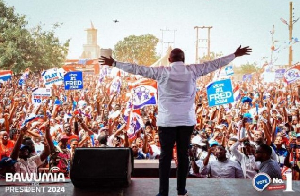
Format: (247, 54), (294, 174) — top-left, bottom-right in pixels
(70, 147), (133, 188)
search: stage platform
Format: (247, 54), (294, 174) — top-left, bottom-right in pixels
(0, 178), (299, 196)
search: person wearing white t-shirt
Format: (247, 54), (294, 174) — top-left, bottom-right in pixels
(10, 124), (50, 176)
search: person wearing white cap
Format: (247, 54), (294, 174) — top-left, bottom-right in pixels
(189, 137), (217, 178)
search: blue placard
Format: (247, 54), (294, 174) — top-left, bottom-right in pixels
(206, 79), (234, 107)
(225, 65), (234, 76)
(275, 69), (285, 79)
(18, 79), (25, 86)
(64, 71), (83, 90)
(242, 74), (253, 82)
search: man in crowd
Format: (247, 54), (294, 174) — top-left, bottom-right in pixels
(255, 144), (282, 179)
(10, 124), (50, 176)
(201, 145), (244, 178)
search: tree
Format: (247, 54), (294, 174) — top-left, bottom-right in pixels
(114, 34), (159, 66)
(201, 51), (223, 62)
(29, 23), (70, 71)
(235, 62), (258, 75)
(0, 0), (69, 73)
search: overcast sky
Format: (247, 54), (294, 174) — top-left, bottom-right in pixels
(4, 0), (300, 66)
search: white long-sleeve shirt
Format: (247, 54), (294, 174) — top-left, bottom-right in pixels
(230, 141), (260, 179)
(115, 54), (235, 127)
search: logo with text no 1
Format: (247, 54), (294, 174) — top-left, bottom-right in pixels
(253, 171), (294, 192)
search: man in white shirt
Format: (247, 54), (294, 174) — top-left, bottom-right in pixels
(10, 125), (50, 177)
(100, 45), (251, 196)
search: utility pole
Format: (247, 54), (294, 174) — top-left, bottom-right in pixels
(195, 27), (199, 63)
(280, 2), (298, 67)
(160, 28), (177, 57)
(194, 26), (213, 63)
(289, 1), (293, 67)
(270, 25), (275, 65)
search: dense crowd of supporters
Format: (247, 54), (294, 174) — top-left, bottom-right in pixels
(0, 71), (299, 180)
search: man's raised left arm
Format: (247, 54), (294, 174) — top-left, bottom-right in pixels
(189, 45), (252, 78)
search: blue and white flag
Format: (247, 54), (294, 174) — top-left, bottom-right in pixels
(108, 76), (122, 95)
(126, 109), (144, 141)
(99, 66), (108, 82)
(0, 70), (12, 82)
(275, 69), (285, 79)
(129, 79), (157, 110)
(21, 115), (44, 128)
(284, 65), (300, 84)
(206, 79), (234, 107)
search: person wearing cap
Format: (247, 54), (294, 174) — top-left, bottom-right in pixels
(209, 127), (224, 146)
(131, 142), (150, 159)
(101, 46), (252, 196)
(189, 140), (218, 178)
(188, 137), (210, 178)
(46, 119), (71, 177)
(201, 145), (244, 178)
(10, 124), (50, 176)
(21, 136), (36, 157)
(0, 157), (16, 179)
(283, 132), (300, 180)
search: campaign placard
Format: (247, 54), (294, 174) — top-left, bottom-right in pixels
(242, 74), (252, 82)
(275, 69), (285, 79)
(206, 79), (234, 107)
(42, 68), (64, 87)
(284, 65), (300, 84)
(64, 71), (83, 90)
(225, 65), (234, 76)
(32, 88), (52, 105)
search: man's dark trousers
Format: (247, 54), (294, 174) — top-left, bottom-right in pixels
(158, 126), (194, 196)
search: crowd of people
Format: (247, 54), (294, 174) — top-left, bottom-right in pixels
(0, 68), (300, 180)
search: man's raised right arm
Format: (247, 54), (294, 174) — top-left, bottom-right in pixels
(99, 56), (162, 80)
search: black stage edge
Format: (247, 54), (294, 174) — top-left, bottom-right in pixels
(0, 178), (299, 196)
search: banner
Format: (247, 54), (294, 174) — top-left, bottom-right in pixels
(126, 109), (144, 141)
(225, 65), (234, 76)
(129, 78), (157, 109)
(32, 88), (52, 105)
(0, 70), (12, 82)
(283, 65), (300, 84)
(206, 79), (234, 107)
(64, 71), (83, 90)
(242, 74), (252, 82)
(42, 68), (64, 87)
(275, 69), (285, 79)
(108, 76), (122, 95)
